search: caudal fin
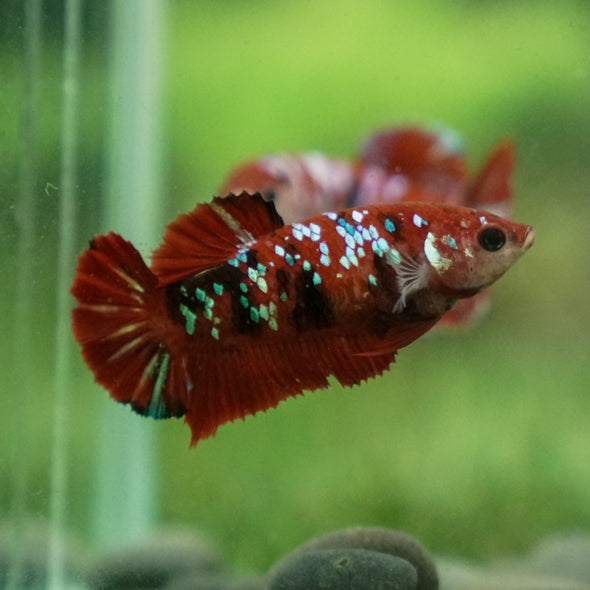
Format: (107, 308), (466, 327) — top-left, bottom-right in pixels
(71, 232), (187, 419)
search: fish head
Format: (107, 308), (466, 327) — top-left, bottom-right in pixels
(418, 204), (535, 297)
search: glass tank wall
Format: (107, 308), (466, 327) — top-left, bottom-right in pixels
(1, 1), (589, 588)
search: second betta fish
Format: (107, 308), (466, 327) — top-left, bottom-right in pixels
(71, 192), (534, 446)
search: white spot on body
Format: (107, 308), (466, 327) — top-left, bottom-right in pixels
(424, 232), (452, 272)
(413, 213), (429, 228)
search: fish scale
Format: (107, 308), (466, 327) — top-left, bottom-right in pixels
(71, 191), (534, 446)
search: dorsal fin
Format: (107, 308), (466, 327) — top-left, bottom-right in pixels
(151, 191), (284, 285)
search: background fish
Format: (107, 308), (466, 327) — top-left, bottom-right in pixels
(221, 126), (515, 328)
(71, 192), (534, 447)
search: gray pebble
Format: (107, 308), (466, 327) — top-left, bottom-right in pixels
(85, 529), (224, 590)
(267, 548), (417, 590)
(281, 527), (437, 590)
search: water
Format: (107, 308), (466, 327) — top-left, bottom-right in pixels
(1, 1), (589, 588)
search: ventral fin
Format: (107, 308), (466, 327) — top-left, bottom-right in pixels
(152, 191), (284, 285)
(356, 318), (439, 357)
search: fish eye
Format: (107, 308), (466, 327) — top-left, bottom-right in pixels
(478, 227), (506, 252)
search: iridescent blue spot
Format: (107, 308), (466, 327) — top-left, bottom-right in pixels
(386, 247), (402, 265)
(339, 256), (350, 269)
(346, 223), (355, 236)
(240, 295), (249, 308)
(354, 231), (364, 246)
(204, 307), (213, 320)
(303, 260), (312, 271)
(371, 241), (383, 257)
(377, 237), (389, 252)
(247, 267), (258, 282)
(346, 247), (358, 266)
(205, 296), (214, 308)
(345, 233), (356, 249)
(259, 304), (269, 320)
(285, 253), (294, 266)
(257, 277), (268, 293)
(320, 254), (331, 267)
(292, 227), (304, 241)
(368, 274), (378, 287)
(213, 282), (224, 296)
(269, 318), (278, 331)
(237, 252), (249, 263)
(337, 217), (347, 227)
(269, 302), (277, 316)
(227, 258), (239, 268)
(447, 236), (458, 250)
(179, 304), (196, 336)
(280, 292), (288, 302)
(319, 242), (329, 255)
(240, 283), (248, 293)
(195, 288), (206, 302)
(352, 210), (363, 223)
(413, 213), (429, 228)
(385, 218), (396, 233)
(275, 244), (285, 257)
(257, 262), (267, 272)
(211, 327), (219, 340)
(250, 307), (260, 322)
(313, 272), (322, 285)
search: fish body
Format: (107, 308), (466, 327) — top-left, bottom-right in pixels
(221, 126), (515, 329)
(71, 192), (534, 446)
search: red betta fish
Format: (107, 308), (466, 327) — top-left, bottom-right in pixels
(71, 192), (534, 446)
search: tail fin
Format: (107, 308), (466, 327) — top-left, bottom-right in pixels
(71, 232), (186, 420)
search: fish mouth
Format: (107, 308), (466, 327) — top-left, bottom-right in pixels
(523, 226), (535, 250)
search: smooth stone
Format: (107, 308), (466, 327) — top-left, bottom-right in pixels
(165, 573), (266, 590)
(526, 531), (590, 584)
(280, 527), (437, 590)
(85, 529), (224, 590)
(267, 548), (417, 590)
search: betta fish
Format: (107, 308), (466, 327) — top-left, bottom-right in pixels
(220, 151), (356, 225)
(71, 192), (534, 446)
(221, 126), (516, 328)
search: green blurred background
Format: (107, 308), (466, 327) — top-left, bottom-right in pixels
(1, 0), (589, 574)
